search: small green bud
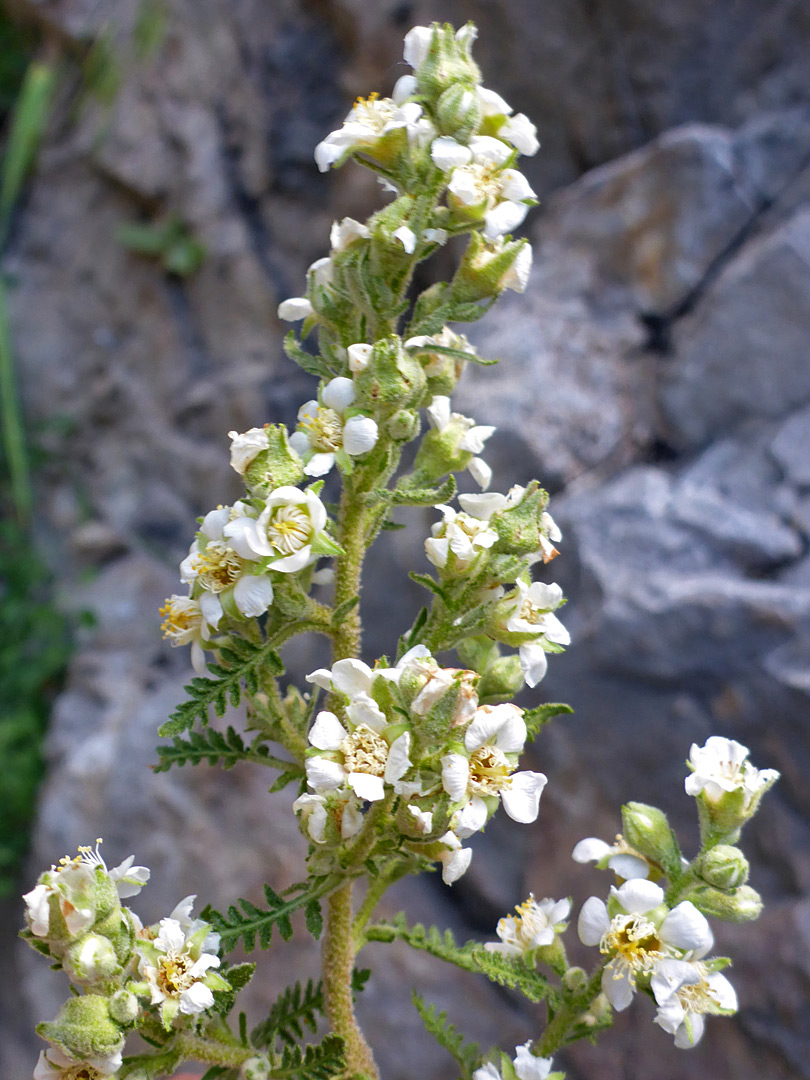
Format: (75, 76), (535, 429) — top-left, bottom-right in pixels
(696, 845), (750, 890)
(492, 481), (554, 557)
(387, 408), (421, 442)
(561, 966), (588, 992)
(451, 234), (530, 303)
(691, 883), (762, 923)
(436, 82), (482, 141)
(63, 932), (121, 985)
(414, 23), (481, 102)
(621, 802), (682, 877)
(477, 654), (524, 702)
(108, 989), (140, 1025)
(354, 336), (426, 418)
(37, 995), (125, 1067)
(244, 425), (305, 492)
(242, 1056), (272, 1080)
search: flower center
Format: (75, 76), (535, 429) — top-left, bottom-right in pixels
(601, 913), (663, 971)
(265, 505), (312, 554)
(159, 598), (201, 639)
(352, 91), (396, 135)
(192, 541), (243, 593)
(460, 161), (504, 205)
(58, 1064), (104, 1080)
(674, 965), (717, 1013)
(468, 745), (514, 796)
(301, 407), (343, 452)
(156, 951), (195, 997)
(341, 724), (388, 776)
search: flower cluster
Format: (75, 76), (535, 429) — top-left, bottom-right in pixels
(23, 842), (233, 1077)
(294, 649), (547, 884)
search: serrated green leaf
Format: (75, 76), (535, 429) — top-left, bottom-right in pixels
(523, 702), (573, 741)
(305, 900), (323, 939)
(272, 1035), (346, 1080)
(409, 572), (448, 602)
(283, 332), (334, 380)
(203, 877), (337, 954)
(412, 993), (480, 1080)
(252, 979), (324, 1050)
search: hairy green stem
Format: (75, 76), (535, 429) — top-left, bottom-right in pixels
(174, 1030), (256, 1068)
(535, 965), (607, 1057)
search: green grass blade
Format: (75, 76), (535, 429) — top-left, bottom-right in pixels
(0, 60), (57, 248)
(0, 279), (31, 521)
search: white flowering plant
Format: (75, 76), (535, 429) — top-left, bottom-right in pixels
(22, 23), (779, 1080)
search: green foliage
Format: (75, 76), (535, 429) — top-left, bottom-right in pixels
(523, 702), (574, 742)
(412, 993), (481, 1080)
(158, 639), (284, 737)
(119, 1045), (182, 1080)
(117, 215), (206, 277)
(154, 725), (302, 775)
(468, 947), (559, 1004)
(212, 962), (257, 1017)
(252, 979), (324, 1050)
(283, 332), (336, 380)
(270, 1035), (347, 1080)
(0, 518), (71, 895)
(0, 15), (34, 117)
(203, 880), (334, 953)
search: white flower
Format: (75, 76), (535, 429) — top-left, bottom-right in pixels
(138, 913), (223, 1021)
(578, 881), (713, 1011)
(437, 831), (473, 885)
(447, 139), (536, 240)
(228, 427), (270, 475)
(305, 709), (412, 803)
(685, 736), (780, 806)
(348, 343), (373, 373)
(473, 1043), (555, 1080)
(330, 217), (371, 252)
(407, 805), (434, 834)
(292, 792), (362, 844)
(34, 1044), (122, 1080)
(485, 894), (571, 957)
(572, 836), (650, 880)
(458, 487), (559, 564)
(499, 113), (540, 156)
(315, 94), (425, 172)
(289, 377), (378, 477)
(159, 594), (211, 673)
(180, 506), (275, 627)
(277, 297), (314, 321)
(306, 647), (430, 729)
(403, 25), (434, 68)
(477, 86), (513, 117)
(652, 957), (738, 1048)
(307, 256), (334, 289)
(504, 579), (569, 688)
(427, 395), (495, 489)
(431, 135), (474, 171)
(425, 503), (498, 572)
(442, 703), (546, 836)
(224, 486), (332, 573)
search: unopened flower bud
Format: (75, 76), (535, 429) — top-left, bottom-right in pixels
(491, 481), (552, 556)
(108, 989), (139, 1025)
(477, 654), (524, 702)
(451, 234), (531, 303)
(690, 883), (763, 923)
(37, 996), (125, 1069)
(241, 1056), (272, 1080)
(436, 83), (482, 141)
(244, 425), (305, 492)
(353, 336), (426, 418)
(561, 967), (588, 992)
(696, 845), (750, 891)
(408, 23), (481, 102)
(621, 802), (681, 877)
(387, 408), (421, 442)
(63, 933), (120, 985)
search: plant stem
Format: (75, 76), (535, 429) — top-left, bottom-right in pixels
(535, 965), (606, 1057)
(175, 1030), (256, 1069)
(322, 478), (378, 1078)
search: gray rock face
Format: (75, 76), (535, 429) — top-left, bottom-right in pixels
(4, 3), (810, 1080)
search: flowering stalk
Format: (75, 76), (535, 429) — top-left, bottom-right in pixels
(21, 22), (779, 1080)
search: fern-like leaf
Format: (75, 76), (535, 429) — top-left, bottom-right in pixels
(203, 878), (335, 953)
(159, 640), (284, 738)
(153, 726), (300, 773)
(523, 702), (573, 742)
(468, 946), (560, 1004)
(270, 1035), (346, 1080)
(119, 1046), (182, 1080)
(412, 993), (480, 1080)
(252, 979), (324, 1049)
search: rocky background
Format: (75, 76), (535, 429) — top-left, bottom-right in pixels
(2, 1), (809, 1078)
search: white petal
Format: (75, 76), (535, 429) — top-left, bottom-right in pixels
(179, 981), (214, 1015)
(660, 901), (714, 955)
(278, 297), (314, 321)
(330, 658), (374, 698)
(341, 800), (364, 839)
(322, 376), (356, 412)
(268, 545), (313, 573)
(500, 169), (536, 202)
(602, 962), (635, 1011)
(465, 705), (526, 753)
(613, 878), (664, 915)
(468, 456), (492, 490)
(425, 536), (450, 568)
(306, 667), (333, 691)
(572, 837), (612, 864)
(306, 756), (346, 792)
(502, 770), (547, 823)
(500, 113), (540, 156)
(304, 452), (336, 477)
(708, 971), (738, 1012)
(427, 395), (451, 430)
(392, 74), (418, 104)
(346, 693), (388, 732)
(484, 200), (529, 241)
(674, 1013), (706, 1048)
(348, 343), (373, 373)
(502, 244), (533, 292)
(441, 753), (470, 801)
(441, 845), (473, 884)
(456, 797), (489, 838)
(513, 1043), (553, 1080)
(403, 25), (433, 68)
(233, 574), (274, 617)
(431, 136), (473, 171)
(200, 591), (224, 629)
(469, 135), (512, 165)
(608, 853), (650, 880)
(384, 732), (412, 784)
(349, 772), (386, 802)
(393, 225), (417, 253)
(577, 897), (609, 946)
(201, 506), (230, 539)
(309, 711), (348, 751)
(519, 641), (549, 688)
(343, 416), (379, 456)
(458, 492), (508, 519)
(477, 86), (513, 116)
(423, 227), (448, 245)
